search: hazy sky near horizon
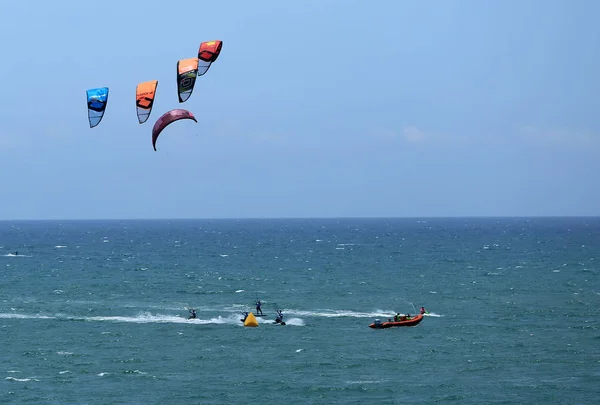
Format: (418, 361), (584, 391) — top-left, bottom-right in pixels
(0, 0), (598, 219)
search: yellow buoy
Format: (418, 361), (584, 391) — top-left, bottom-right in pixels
(244, 312), (259, 327)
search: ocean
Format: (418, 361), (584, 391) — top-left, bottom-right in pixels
(1, 217), (599, 404)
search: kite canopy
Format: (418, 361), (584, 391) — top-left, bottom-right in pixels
(197, 40), (223, 76)
(136, 80), (158, 124)
(86, 87), (109, 128)
(151, 109), (198, 151)
(177, 58), (199, 103)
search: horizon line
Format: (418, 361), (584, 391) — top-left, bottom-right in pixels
(1, 215), (599, 222)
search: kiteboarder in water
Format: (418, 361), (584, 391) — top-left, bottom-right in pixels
(188, 309), (197, 319)
(241, 311), (249, 322)
(275, 310), (284, 324)
(256, 300), (263, 315)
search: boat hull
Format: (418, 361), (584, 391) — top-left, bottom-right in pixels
(369, 314), (424, 329)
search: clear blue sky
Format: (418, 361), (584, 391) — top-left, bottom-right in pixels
(1, 0), (598, 219)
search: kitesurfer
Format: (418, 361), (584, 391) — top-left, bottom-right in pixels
(241, 311), (249, 322)
(255, 300), (263, 315)
(188, 309), (197, 319)
(275, 310), (284, 324)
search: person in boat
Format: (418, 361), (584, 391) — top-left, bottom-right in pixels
(188, 309), (197, 319)
(255, 300), (263, 315)
(394, 313), (401, 322)
(420, 307), (427, 315)
(406, 313), (411, 320)
(275, 310), (284, 324)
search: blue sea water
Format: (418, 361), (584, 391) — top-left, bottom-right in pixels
(1, 217), (599, 404)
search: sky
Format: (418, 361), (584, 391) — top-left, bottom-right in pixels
(0, 0), (598, 220)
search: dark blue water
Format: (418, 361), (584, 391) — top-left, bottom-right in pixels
(1, 218), (599, 404)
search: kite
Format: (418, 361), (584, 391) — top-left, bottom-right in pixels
(151, 109), (198, 151)
(177, 58), (199, 103)
(86, 87), (109, 128)
(197, 40), (223, 76)
(136, 80), (158, 124)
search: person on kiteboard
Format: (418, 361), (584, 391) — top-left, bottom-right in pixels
(256, 300), (263, 315)
(188, 309), (197, 319)
(275, 310), (284, 324)
(241, 311), (249, 322)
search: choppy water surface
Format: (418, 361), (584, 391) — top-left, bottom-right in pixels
(1, 218), (599, 404)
